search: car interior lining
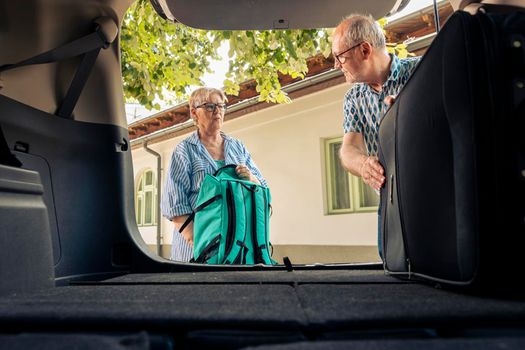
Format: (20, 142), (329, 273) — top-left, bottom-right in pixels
(2, 0), (525, 349)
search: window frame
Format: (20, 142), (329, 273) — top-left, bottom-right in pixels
(324, 136), (379, 215)
(135, 169), (157, 227)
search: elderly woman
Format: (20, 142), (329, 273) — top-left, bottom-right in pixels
(161, 87), (267, 262)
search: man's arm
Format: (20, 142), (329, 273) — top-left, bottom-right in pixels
(172, 215), (194, 246)
(340, 132), (385, 191)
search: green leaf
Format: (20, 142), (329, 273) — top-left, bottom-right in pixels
(284, 36), (298, 60)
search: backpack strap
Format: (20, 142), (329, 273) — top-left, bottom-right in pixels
(250, 187), (264, 264)
(0, 17), (118, 119)
(179, 194), (222, 233)
(213, 164), (237, 176)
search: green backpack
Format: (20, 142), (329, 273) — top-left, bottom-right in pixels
(180, 164), (275, 265)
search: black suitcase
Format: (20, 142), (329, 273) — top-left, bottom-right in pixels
(378, 9), (525, 288)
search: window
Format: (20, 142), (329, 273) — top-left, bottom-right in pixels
(324, 137), (379, 214)
(136, 169), (157, 226)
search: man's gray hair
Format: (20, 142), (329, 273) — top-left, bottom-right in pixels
(189, 87), (228, 108)
(340, 14), (386, 49)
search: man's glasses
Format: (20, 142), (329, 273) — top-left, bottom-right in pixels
(334, 41), (364, 65)
(196, 103), (227, 113)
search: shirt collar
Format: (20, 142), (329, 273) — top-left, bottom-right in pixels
(187, 131), (200, 145)
(385, 54), (401, 86)
(363, 54), (400, 94)
(188, 130), (232, 146)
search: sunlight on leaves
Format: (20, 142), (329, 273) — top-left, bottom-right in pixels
(121, 2), (412, 109)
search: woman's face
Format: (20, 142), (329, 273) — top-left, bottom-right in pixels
(192, 93), (226, 133)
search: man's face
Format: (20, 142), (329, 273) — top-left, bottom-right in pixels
(332, 31), (362, 84)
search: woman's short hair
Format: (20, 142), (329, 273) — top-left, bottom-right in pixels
(189, 87), (228, 108)
(340, 14), (386, 49)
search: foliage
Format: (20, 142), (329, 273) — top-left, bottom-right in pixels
(378, 18), (414, 59)
(121, 0), (331, 107)
(221, 29), (332, 103)
(121, 0), (220, 109)
(121, 0), (410, 108)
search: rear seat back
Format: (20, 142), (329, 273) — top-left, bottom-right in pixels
(0, 163), (54, 295)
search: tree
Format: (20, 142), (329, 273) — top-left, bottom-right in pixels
(121, 0), (409, 109)
(121, 0), (331, 108)
(121, 0), (221, 109)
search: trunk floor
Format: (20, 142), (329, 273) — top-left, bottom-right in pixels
(2, 270), (525, 333)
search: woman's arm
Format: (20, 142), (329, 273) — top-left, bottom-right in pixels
(161, 144), (194, 227)
(172, 215), (194, 246)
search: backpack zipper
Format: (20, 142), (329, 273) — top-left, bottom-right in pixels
(223, 182), (236, 260)
(194, 235), (221, 263)
(251, 187), (263, 264)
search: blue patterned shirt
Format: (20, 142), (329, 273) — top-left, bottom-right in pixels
(343, 54), (421, 156)
(161, 131), (267, 261)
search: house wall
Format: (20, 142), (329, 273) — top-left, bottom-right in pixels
(131, 82), (380, 263)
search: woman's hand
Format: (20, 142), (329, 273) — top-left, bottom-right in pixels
(236, 164), (260, 184)
(173, 216), (194, 246)
(180, 225), (194, 246)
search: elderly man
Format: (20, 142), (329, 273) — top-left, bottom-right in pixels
(332, 14), (420, 258)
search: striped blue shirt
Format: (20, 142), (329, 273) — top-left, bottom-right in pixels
(161, 131), (267, 261)
(343, 54), (421, 156)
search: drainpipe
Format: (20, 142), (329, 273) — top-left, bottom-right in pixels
(432, 0), (441, 33)
(143, 141), (162, 257)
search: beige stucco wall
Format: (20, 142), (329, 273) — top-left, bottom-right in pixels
(131, 82), (378, 258)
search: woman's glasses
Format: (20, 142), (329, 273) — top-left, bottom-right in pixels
(196, 103), (227, 113)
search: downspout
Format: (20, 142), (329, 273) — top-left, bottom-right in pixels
(432, 0), (441, 33)
(143, 141), (162, 257)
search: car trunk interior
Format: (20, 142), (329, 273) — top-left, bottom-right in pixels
(1, 0), (525, 349)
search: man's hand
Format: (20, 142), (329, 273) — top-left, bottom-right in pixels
(360, 156), (385, 191)
(384, 95), (396, 106)
(340, 132), (385, 190)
